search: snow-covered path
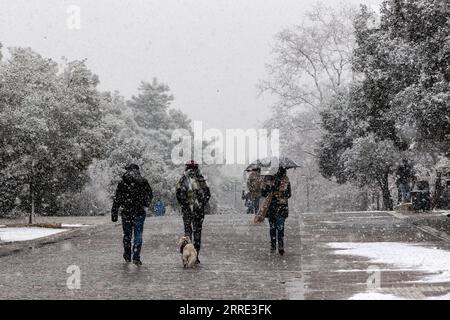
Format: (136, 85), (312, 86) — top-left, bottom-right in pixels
(1, 211), (450, 299)
(0, 214), (303, 299)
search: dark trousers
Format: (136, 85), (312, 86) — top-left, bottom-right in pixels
(269, 216), (285, 249)
(254, 197), (260, 214)
(182, 208), (204, 253)
(122, 214), (146, 261)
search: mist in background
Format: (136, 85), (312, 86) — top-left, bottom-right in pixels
(0, 0), (379, 132)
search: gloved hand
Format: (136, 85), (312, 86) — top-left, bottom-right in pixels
(111, 213), (118, 222)
(182, 204), (192, 214)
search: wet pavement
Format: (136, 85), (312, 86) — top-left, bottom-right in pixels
(301, 211), (450, 299)
(0, 214), (302, 299)
(0, 211), (450, 299)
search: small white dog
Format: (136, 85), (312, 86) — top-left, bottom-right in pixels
(178, 236), (197, 268)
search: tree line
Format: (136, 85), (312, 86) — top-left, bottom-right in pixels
(318, 0), (449, 210)
(0, 46), (192, 217)
(262, 0), (449, 211)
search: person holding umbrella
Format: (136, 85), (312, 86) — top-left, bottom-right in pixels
(261, 166), (292, 255)
(247, 157), (298, 255)
(246, 168), (262, 214)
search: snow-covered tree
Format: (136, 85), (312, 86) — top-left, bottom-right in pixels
(318, 0), (450, 210)
(353, 0), (450, 157)
(80, 82), (193, 215)
(0, 48), (103, 219)
(262, 3), (366, 212)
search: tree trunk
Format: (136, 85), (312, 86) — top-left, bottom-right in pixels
(29, 159), (35, 225)
(360, 189), (369, 211)
(305, 180), (310, 212)
(379, 173), (393, 211)
(29, 183), (35, 224)
(376, 193), (380, 211)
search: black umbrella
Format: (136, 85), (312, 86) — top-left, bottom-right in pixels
(278, 157), (301, 169)
(244, 157), (300, 172)
(244, 159), (262, 172)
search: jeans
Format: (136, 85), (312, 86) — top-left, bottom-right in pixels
(122, 214), (146, 261)
(269, 216), (285, 249)
(253, 198), (260, 215)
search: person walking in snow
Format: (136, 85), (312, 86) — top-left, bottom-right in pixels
(261, 166), (291, 256)
(242, 190), (256, 214)
(247, 169), (262, 214)
(153, 199), (166, 216)
(395, 159), (415, 204)
(176, 160), (211, 264)
(111, 164), (153, 265)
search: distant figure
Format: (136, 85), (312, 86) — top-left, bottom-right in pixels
(247, 169), (262, 214)
(395, 159), (415, 204)
(434, 172), (444, 209)
(176, 160), (211, 264)
(261, 167), (291, 256)
(242, 191), (256, 214)
(111, 164), (153, 265)
(153, 199), (166, 216)
(434, 170), (450, 210)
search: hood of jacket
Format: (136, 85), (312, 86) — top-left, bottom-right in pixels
(122, 169), (143, 184)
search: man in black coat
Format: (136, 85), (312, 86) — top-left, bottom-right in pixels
(176, 160), (211, 263)
(111, 164), (152, 265)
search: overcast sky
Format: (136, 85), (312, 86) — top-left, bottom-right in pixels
(0, 0), (380, 131)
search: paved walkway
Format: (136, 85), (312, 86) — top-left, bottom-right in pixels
(301, 211), (450, 299)
(0, 214), (302, 299)
(1, 211), (450, 299)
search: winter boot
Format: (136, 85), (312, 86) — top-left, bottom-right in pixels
(278, 241), (285, 256)
(123, 253), (131, 263)
(133, 259), (142, 266)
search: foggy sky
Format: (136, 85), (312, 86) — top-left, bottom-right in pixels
(0, 0), (380, 131)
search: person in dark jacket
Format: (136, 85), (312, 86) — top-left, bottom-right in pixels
(153, 199), (166, 216)
(261, 167), (291, 255)
(111, 164), (152, 265)
(176, 160), (210, 264)
(395, 159), (415, 204)
(242, 191), (256, 214)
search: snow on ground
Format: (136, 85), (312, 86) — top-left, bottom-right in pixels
(61, 224), (89, 228)
(328, 242), (450, 283)
(0, 227), (67, 242)
(427, 293), (450, 300)
(350, 291), (450, 300)
(349, 292), (405, 300)
(349, 292), (450, 300)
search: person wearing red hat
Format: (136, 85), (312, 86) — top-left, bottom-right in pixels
(176, 160), (211, 264)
